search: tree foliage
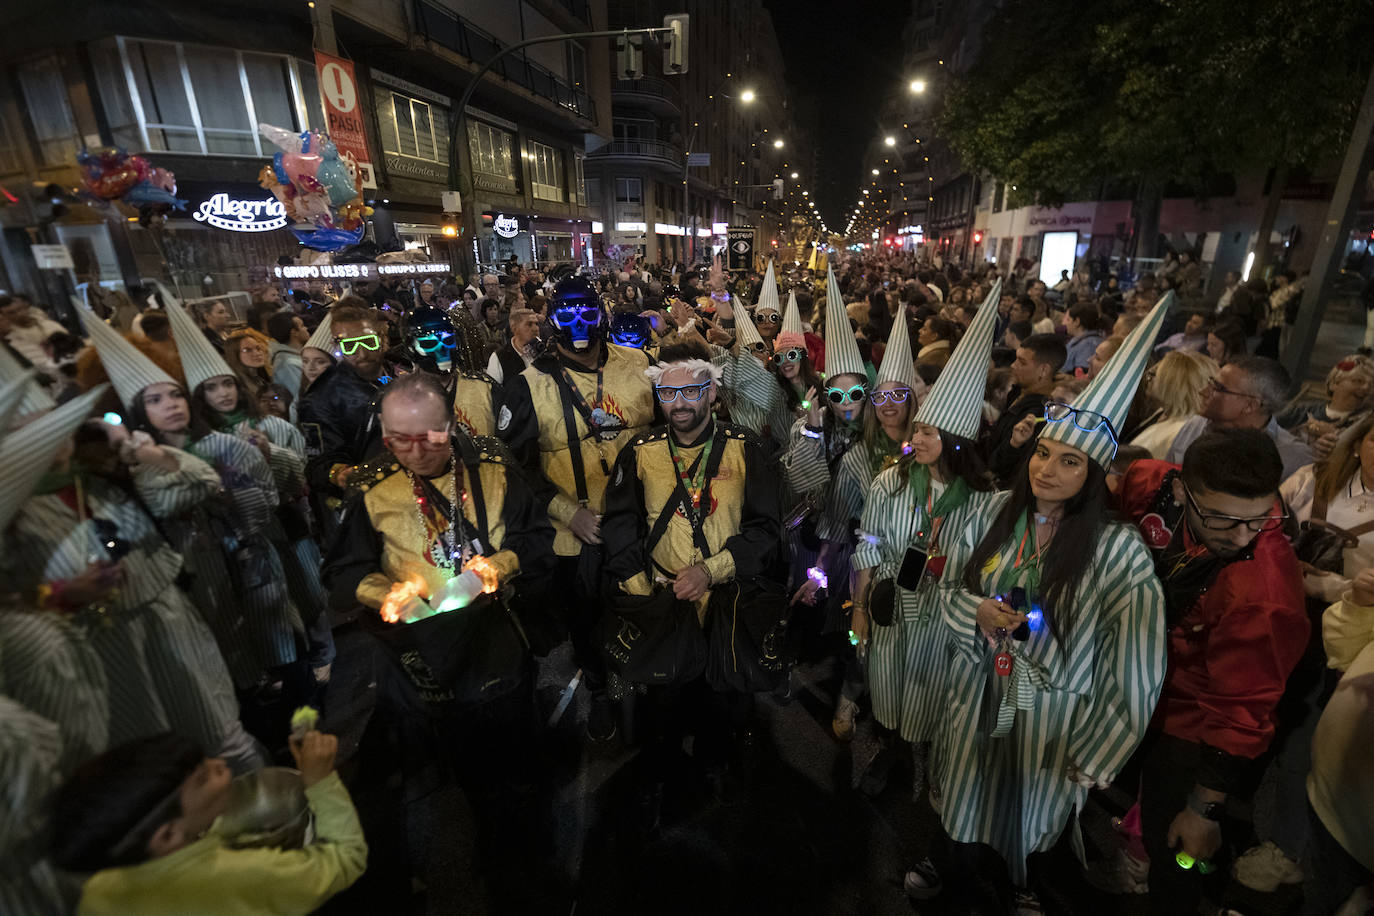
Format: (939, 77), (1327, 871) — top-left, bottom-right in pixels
(939, 0), (1374, 207)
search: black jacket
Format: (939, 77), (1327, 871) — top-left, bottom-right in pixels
(299, 359), (394, 496)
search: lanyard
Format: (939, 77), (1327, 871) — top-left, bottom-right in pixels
(667, 429), (716, 511)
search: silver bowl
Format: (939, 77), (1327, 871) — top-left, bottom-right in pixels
(213, 766), (313, 850)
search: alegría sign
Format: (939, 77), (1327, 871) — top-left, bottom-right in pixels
(193, 193), (288, 233)
(492, 214), (521, 239)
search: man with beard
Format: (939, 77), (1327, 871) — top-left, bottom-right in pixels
(1114, 428), (1308, 913)
(502, 275), (656, 740)
(299, 299), (406, 499)
(601, 342), (781, 801)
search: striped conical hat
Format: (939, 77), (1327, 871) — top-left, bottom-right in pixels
(756, 260), (780, 314)
(0, 383), (108, 530)
(731, 295), (767, 350)
(303, 309), (336, 357)
(0, 370), (38, 432)
(76, 305), (177, 409)
(781, 289), (804, 336)
(822, 266), (864, 379)
(914, 278), (1002, 439)
(0, 345), (56, 415)
(165, 301), (234, 392)
(1042, 291), (1172, 468)
(875, 313), (917, 390)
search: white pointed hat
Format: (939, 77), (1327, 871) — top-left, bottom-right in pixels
(0, 370), (38, 432)
(875, 313), (917, 390)
(781, 289), (804, 336)
(0, 383), (108, 530)
(165, 300), (234, 392)
(1041, 291), (1173, 468)
(822, 265), (865, 378)
(756, 260), (780, 315)
(914, 278), (1003, 439)
(304, 309), (336, 357)
(731, 295), (767, 350)
(0, 344), (56, 416)
(76, 304), (177, 409)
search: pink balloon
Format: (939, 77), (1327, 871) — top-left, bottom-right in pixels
(280, 152), (323, 190)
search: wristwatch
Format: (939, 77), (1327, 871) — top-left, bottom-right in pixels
(1186, 792), (1224, 821)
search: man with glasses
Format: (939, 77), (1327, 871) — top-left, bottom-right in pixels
(1166, 355), (1313, 481)
(300, 300), (405, 501)
(502, 275), (656, 741)
(1115, 429), (1308, 913)
(601, 343), (781, 801)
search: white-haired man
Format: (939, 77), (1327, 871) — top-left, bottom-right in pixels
(601, 341), (782, 807)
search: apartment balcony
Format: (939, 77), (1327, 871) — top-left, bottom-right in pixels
(611, 78), (681, 117)
(412, 0), (598, 124)
(586, 139), (684, 173)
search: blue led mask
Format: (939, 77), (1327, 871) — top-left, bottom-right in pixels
(550, 276), (606, 350)
(609, 312), (651, 349)
(403, 305), (457, 372)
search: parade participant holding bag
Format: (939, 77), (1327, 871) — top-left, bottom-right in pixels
(852, 282), (1002, 898)
(601, 341), (781, 811)
(502, 275), (656, 740)
(932, 298), (1171, 912)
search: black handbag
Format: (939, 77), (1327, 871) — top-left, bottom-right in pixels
(1293, 492), (1374, 573)
(704, 577), (791, 692)
(868, 578), (897, 627)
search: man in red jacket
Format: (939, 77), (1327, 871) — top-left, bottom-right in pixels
(1115, 428), (1308, 913)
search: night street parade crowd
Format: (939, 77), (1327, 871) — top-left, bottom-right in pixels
(1, 246), (1372, 916)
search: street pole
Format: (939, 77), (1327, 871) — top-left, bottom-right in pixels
(1282, 62), (1374, 384)
(445, 26), (674, 279)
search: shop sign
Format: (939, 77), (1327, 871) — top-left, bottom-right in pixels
(271, 261), (452, 280)
(484, 212), (529, 238)
(193, 192), (288, 232)
(31, 243), (73, 269)
(727, 225), (755, 271)
(384, 154), (447, 184)
(897, 224), (924, 235)
(315, 50), (376, 188)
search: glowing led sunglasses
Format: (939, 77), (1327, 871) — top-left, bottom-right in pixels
(772, 348), (805, 365)
(869, 387), (911, 406)
(655, 384), (710, 403)
(826, 384), (867, 405)
(335, 333), (381, 355)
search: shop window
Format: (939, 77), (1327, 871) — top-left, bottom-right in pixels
(89, 37), (311, 156)
(15, 55), (82, 167)
(530, 141), (565, 202)
(615, 178), (642, 203)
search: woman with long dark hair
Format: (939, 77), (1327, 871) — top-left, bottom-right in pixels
(850, 284), (1002, 897)
(930, 302), (1169, 911)
(167, 301), (335, 685)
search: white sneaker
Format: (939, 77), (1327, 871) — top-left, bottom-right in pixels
(832, 696), (859, 741)
(1232, 840), (1303, 893)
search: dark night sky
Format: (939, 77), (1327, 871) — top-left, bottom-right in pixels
(763, 0), (914, 231)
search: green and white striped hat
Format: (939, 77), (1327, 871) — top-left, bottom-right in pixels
(913, 278), (1002, 439)
(0, 369), (38, 432)
(875, 311), (917, 390)
(165, 300), (235, 392)
(732, 295), (767, 350)
(0, 344), (56, 416)
(781, 289), (804, 336)
(0, 383), (109, 530)
(756, 259), (780, 315)
(77, 304), (177, 410)
(1041, 291), (1173, 468)
(304, 309), (336, 357)
(822, 265), (865, 379)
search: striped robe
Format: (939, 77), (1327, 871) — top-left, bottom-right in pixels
(854, 469), (997, 743)
(229, 416), (329, 630)
(2, 454), (254, 766)
(175, 432), (301, 687)
(0, 697), (68, 916)
(933, 492), (1167, 884)
(0, 605), (108, 772)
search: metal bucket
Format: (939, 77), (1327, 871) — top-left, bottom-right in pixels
(213, 767), (313, 850)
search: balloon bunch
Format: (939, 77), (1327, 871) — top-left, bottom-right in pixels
(257, 123), (373, 252)
(76, 147), (185, 212)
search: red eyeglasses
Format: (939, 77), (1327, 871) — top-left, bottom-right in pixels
(382, 426), (451, 453)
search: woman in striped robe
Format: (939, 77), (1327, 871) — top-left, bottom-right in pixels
(931, 436), (1166, 908)
(194, 373), (334, 681)
(127, 380), (302, 691)
(1, 430), (260, 770)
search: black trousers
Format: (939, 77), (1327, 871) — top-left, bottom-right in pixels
(554, 552), (607, 689)
(1138, 732), (1230, 915)
(1303, 799), (1373, 916)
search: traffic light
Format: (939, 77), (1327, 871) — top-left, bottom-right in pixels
(616, 34), (644, 79)
(662, 13), (689, 74)
(973, 231), (983, 244)
(772, 179), (784, 200)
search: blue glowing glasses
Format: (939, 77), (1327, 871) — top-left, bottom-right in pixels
(826, 384), (867, 405)
(655, 384), (710, 403)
